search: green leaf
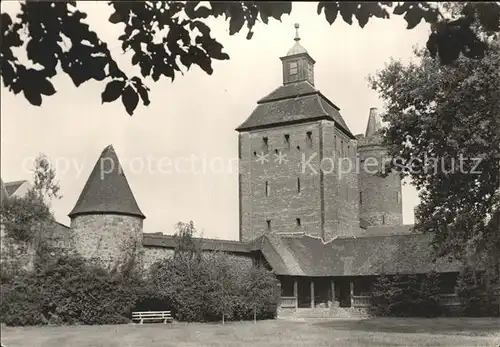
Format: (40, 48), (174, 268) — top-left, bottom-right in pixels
(393, 3), (410, 16)
(23, 88), (42, 106)
(339, 3), (357, 25)
(102, 80), (125, 104)
(121, 85), (139, 115)
(476, 2), (500, 32)
(404, 6), (424, 30)
(319, 2), (339, 25)
(109, 11), (122, 24)
(355, 5), (371, 28)
(39, 78), (56, 96)
(228, 6), (245, 35)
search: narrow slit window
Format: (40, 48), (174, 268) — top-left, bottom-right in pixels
(265, 181), (270, 197)
(266, 220), (271, 231)
(382, 214), (386, 225)
(297, 177), (301, 193)
(284, 134), (290, 149)
(296, 218), (301, 227)
(359, 192), (363, 205)
(306, 131), (313, 147)
(263, 137), (268, 150)
(396, 191), (401, 203)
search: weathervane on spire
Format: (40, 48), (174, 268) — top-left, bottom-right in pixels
(294, 23), (300, 42)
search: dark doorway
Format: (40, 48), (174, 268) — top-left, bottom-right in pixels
(297, 279), (311, 308)
(334, 278), (351, 307)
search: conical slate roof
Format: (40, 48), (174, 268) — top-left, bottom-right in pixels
(0, 179), (8, 203)
(68, 145), (145, 219)
(365, 107), (383, 137)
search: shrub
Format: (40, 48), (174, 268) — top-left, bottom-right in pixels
(149, 252), (279, 323)
(0, 254), (157, 326)
(455, 266), (498, 316)
(371, 272), (442, 317)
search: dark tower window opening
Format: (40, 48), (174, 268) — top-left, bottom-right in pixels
(297, 145), (301, 151)
(306, 131), (312, 147)
(263, 137), (269, 150)
(359, 192), (362, 205)
(382, 214), (386, 225)
(341, 140), (344, 157)
(296, 218), (301, 227)
(297, 177), (301, 193)
(284, 134), (290, 149)
(266, 220), (271, 231)
(275, 149), (279, 155)
(265, 181), (270, 197)
(253, 151), (257, 156)
(289, 61), (298, 75)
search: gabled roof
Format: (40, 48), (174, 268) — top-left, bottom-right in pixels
(236, 81), (354, 139)
(68, 145), (145, 219)
(254, 233), (464, 277)
(142, 233), (249, 253)
(142, 228), (468, 277)
(4, 180), (28, 197)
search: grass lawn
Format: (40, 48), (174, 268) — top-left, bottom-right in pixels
(1, 317), (499, 347)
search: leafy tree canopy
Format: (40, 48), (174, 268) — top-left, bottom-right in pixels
(369, 40), (500, 264)
(2, 1), (499, 115)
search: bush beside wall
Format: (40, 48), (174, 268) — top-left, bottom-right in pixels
(149, 252), (279, 322)
(0, 252), (280, 326)
(370, 272), (442, 317)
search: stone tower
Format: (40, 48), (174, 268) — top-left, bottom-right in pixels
(68, 145), (145, 267)
(236, 24), (360, 242)
(357, 108), (403, 227)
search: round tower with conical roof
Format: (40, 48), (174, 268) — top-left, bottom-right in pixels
(68, 145), (145, 267)
(357, 108), (402, 227)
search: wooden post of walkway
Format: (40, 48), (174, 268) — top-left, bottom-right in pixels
(330, 279), (335, 307)
(293, 279), (298, 310)
(310, 280), (315, 309)
(350, 279), (354, 307)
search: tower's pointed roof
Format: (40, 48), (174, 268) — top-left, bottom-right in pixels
(286, 23), (308, 56)
(365, 107), (383, 137)
(68, 145), (145, 219)
(0, 179), (8, 203)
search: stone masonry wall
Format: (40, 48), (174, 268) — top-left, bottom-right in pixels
(142, 246), (254, 271)
(357, 143), (403, 227)
(70, 214), (143, 268)
(321, 120), (361, 241)
(239, 122), (323, 241)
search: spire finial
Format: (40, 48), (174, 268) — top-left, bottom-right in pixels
(294, 23), (300, 41)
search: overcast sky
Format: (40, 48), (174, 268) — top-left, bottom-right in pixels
(1, 2), (430, 240)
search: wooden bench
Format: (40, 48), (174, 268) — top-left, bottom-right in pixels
(132, 311), (173, 324)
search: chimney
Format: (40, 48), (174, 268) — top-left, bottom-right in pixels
(365, 107), (383, 137)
